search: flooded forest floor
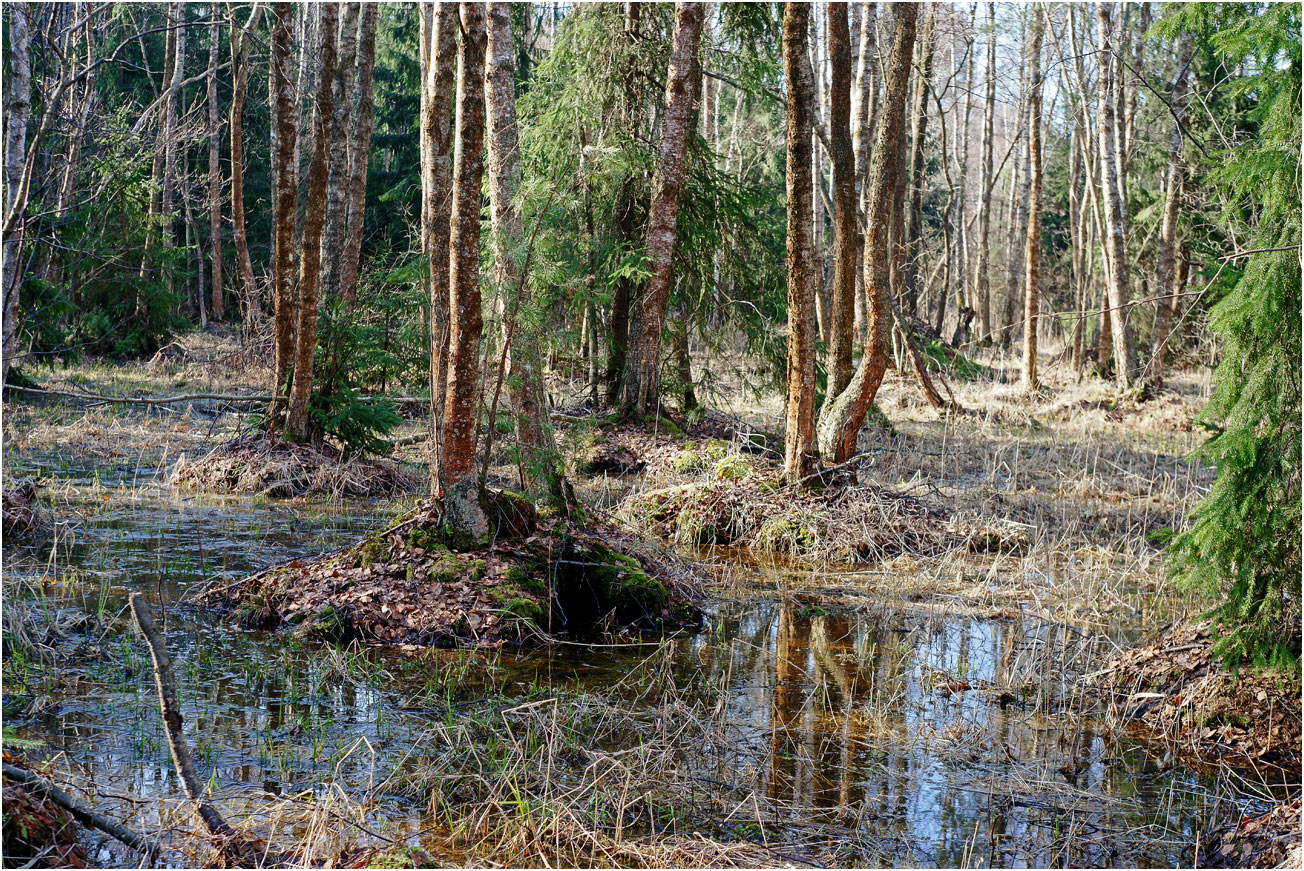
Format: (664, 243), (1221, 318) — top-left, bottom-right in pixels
(2, 333), (1300, 868)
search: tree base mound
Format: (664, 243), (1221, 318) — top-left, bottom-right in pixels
(168, 434), (421, 499)
(198, 493), (700, 647)
(625, 467), (1029, 563)
(1198, 799), (1301, 869)
(1101, 621), (1302, 772)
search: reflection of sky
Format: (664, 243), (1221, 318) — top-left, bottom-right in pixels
(3, 465), (1240, 868)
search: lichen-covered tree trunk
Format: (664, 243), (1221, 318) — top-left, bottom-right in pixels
(817, 2), (916, 463)
(824, 2), (857, 403)
(1146, 31), (1194, 388)
(621, 1), (705, 419)
(2, 2), (31, 381)
(485, 1), (565, 506)
(270, 2), (298, 410)
(319, 3), (359, 304)
(441, 2), (488, 485)
(1021, 11), (1044, 390)
(420, 2), (457, 490)
(782, 2), (821, 483)
(229, 5), (259, 326)
(1097, 4), (1136, 387)
(338, 3), (378, 306)
(285, 4), (338, 441)
(206, 10), (224, 321)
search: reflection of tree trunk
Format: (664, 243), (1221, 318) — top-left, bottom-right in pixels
(622, 2), (705, 419)
(768, 605), (798, 801)
(441, 3), (489, 485)
(486, 1), (565, 506)
(783, 1), (821, 482)
(286, 4), (339, 442)
(1146, 31), (1193, 388)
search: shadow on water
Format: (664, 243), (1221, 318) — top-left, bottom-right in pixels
(1, 454), (1248, 867)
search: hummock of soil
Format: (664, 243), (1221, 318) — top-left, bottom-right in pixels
(1199, 799), (1302, 869)
(2, 754), (88, 868)
(1101, 621), (1302, 771)
(2, 479), (54, 541)
(562, 408), (778, 479)
(627, 465), (1030, 564)
(198, 493), (699, 648)
(169, 434), (421, 499)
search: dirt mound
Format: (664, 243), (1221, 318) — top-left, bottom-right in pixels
(168, 434), (421, 499)
(2, 755), (88, 868)
(1101, 621), (1302, 771)
(625, 467), (1025, 564)
(198, 494), (699, 648)
(1199, 799), (1302, 868)
(2, 480), (54, 541)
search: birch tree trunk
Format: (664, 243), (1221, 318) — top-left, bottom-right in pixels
(319, 3), (359, 304)
(976, 2), (996, 343)
(285, 3), (338, 441)
(161, 1), (184, 289)
(621, 1), (706, 419)
(420, 2), (457, 490)
(206, 8), (224, 321)
(485, 1), (565, 506)
(441, 2), (488, 484)
(339, 3), (378, 305)
(783, 1), (821, 482)
(1097, 3), (1136, 386)
(903, 7), (935, 317)
(825, 2), (857, 401)
(1002, 17), (1031, 349)
(2, 2), (32, 379)
(229, 4), (259, 325)
(1146, 30), (1194, 387)
(1021, 11), (1044, 390)
(817, 2), (917, 463)
(271, 2), (298, 408)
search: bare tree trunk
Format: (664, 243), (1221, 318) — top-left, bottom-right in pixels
(161, 1), (184, 296)
(1145, 30), (1193, 388)
(271, 2), (298, 409)
(903, 6), (935, 317)
(485, 1), (564, 506)
(671, 315), (697, 411)
(976, 2), (995, 343)
(2, 3), (32, 380)
(441, 2), (488, 484)
(783, 1), (821, 481)
(421, 2), (457, 490)
(1021, 10), (1043, 390)
(1002, 16), (1030, 349)
(1097, 3), (1136, 386)
(319, 4), (359, 304)
(851, 2), (876, 347)
(817, 2), (917, 462)
(206, 8), (223, 321)
(285, 3), (338, 442)
(825, 2), (857, 401)
(339, 3), (378, 305)
(229, 4), (259, 327)
(621, 1), (706, 419)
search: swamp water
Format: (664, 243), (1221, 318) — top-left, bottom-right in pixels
(2, 456), (1250, 867)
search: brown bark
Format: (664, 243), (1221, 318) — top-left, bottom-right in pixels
(975, 3), (996, 342)
(161, 1), (184, 280)
(1002, 16), (1031, 348)
(421, 2), (457, 488)
(285, 3), (338, 442)
(485, 1), (564, 505)
(271, 2), (298, 407)
(206, 9), (223, 321)
(1097, 3), (1136, 386)
(441, 2), (488, 485)
(621, 1), (706, 418)
(903, 6), (935, 316)
(783, 2), (821, 482)
(824, 2), (857, 402)
(817, 2), (917, 463)
(229, 4), (259, 325)
(339, 3), (378, 305)
(1145, 31), (1194, 388)
(319, 4), (359, 303)
(2, 3), (31, 379)
(1021, 11), (1043, 390)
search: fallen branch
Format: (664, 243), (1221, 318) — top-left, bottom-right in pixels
(5, 385), (430, 408)
(2, 762), (162, 861)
